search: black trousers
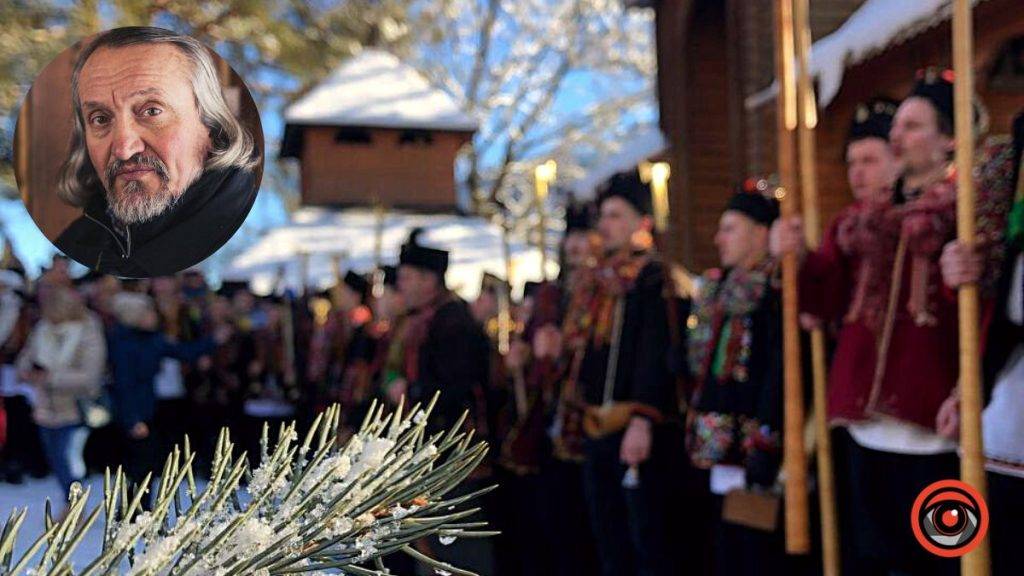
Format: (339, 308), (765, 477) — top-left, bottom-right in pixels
(582, 426), (686, 576)
(117, 422), (158, 509)
(490, 466), (551, 576)
(988, 471), (1024, 576)
(834, 429), (960, 576)
(685, 465), (800, 576)
(154, 397), (190, 464)
(538, 458), (600, 576)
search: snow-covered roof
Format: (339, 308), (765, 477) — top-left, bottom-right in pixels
(284, 49), (478, 132)
(570, 127), (667, 196)
(225, 208), (552, 299)
(746, 0), (992, 110)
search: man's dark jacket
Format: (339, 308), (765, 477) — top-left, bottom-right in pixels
(55, 166), (257, 277)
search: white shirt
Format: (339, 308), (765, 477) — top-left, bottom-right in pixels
(983, 254), (1024, 478)
(847, 417), (958, 456)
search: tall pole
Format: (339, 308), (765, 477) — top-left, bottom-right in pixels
(774, 0), (810, 555)
(793, 0), (838, 571)
(298, 249), (310, 298)
(952, 1), (990, 574)
(535, 160), (557, 281)
(330, 252), (347, 306)
(499, 214), (514, 357)
(16, 94), (30, 206)
(373, 202), (386, 270)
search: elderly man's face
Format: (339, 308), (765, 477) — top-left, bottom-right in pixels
(78, 44), (211, 225)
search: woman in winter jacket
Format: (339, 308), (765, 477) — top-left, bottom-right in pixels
(16, 286), (106, 500)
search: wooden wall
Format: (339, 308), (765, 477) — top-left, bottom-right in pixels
(299, 127), (471, 211)
(655, 0), (1024, 270)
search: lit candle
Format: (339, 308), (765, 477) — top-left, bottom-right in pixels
(534, 160), (558, 279)
(649, 162), (671, 233)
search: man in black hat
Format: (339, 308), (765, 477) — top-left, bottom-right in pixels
(338, 271), (370, 310)
(521, 197), (603, 575)
(391, 230), (490, 433)
(566, 169), (680, 576)
(472, 272), (509, 327)
(937, 108), (1023, 576)
(330, 270), (384, 438)
(773, 70), (987, 576)
(685, 178), (784, 575)
(392, 228), (495, 573)
(773, 96), (901, 575)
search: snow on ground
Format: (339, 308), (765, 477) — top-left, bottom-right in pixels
(225, 207), (554, 299)
(0, 475), (106, 567)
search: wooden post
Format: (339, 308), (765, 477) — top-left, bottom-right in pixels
(774, 0), (810, 555)
(498, 214), (514, 357)
(952, 1), (990, 574)
(16, 94), (30, 207)
(276, 267), (297, 388)
(793, 0), (839, 571)
(373, 202), (386, 270)
(330, 252), (347, 306)
(298, 250), (310, 298)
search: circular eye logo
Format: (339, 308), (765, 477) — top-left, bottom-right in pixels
(911, 479), (988, 557)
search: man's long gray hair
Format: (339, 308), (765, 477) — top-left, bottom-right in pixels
(57, 26), (259, 207)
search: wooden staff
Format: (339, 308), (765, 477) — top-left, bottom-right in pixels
(497, 272), (512, 357)
(952, 1), (990, 574)
(275, 266), (297, 388)
(298, 249), (310, 297)
(793, 0), (839, 571)
(373, 202), (386, 270)
(329, 252), (348, 306)
(497, 212), (516, 351)
(774, 0), (811, 555)
(16, 94), (30, 206)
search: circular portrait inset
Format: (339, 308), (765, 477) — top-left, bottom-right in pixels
(13, 26), (264, 278)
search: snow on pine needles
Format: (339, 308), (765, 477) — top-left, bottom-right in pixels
(0, 394), (496, 575)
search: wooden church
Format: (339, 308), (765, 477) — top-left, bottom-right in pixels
(280, 49), (478, 212)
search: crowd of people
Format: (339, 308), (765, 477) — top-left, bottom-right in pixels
(0, 67), (1022, 576)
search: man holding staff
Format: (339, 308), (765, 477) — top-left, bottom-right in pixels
(939, 109), (1023, 576)
(775, 97), (899, 573)
(685, 178), (785, 575)
(774, 70), (994, 575)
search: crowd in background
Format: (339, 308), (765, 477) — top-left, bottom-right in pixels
(1, 66), (1024, 576)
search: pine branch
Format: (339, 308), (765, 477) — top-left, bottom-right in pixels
(0, 394), (492, 575)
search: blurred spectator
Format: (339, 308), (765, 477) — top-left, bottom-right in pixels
(106, 292), (224, 489)
(15, 287), (106, 501)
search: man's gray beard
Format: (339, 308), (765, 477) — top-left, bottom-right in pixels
(107, 179), (185, 226)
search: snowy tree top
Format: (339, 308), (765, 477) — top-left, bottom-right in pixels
(746, 0), (992, 110)
(284, 49), (479, 132)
